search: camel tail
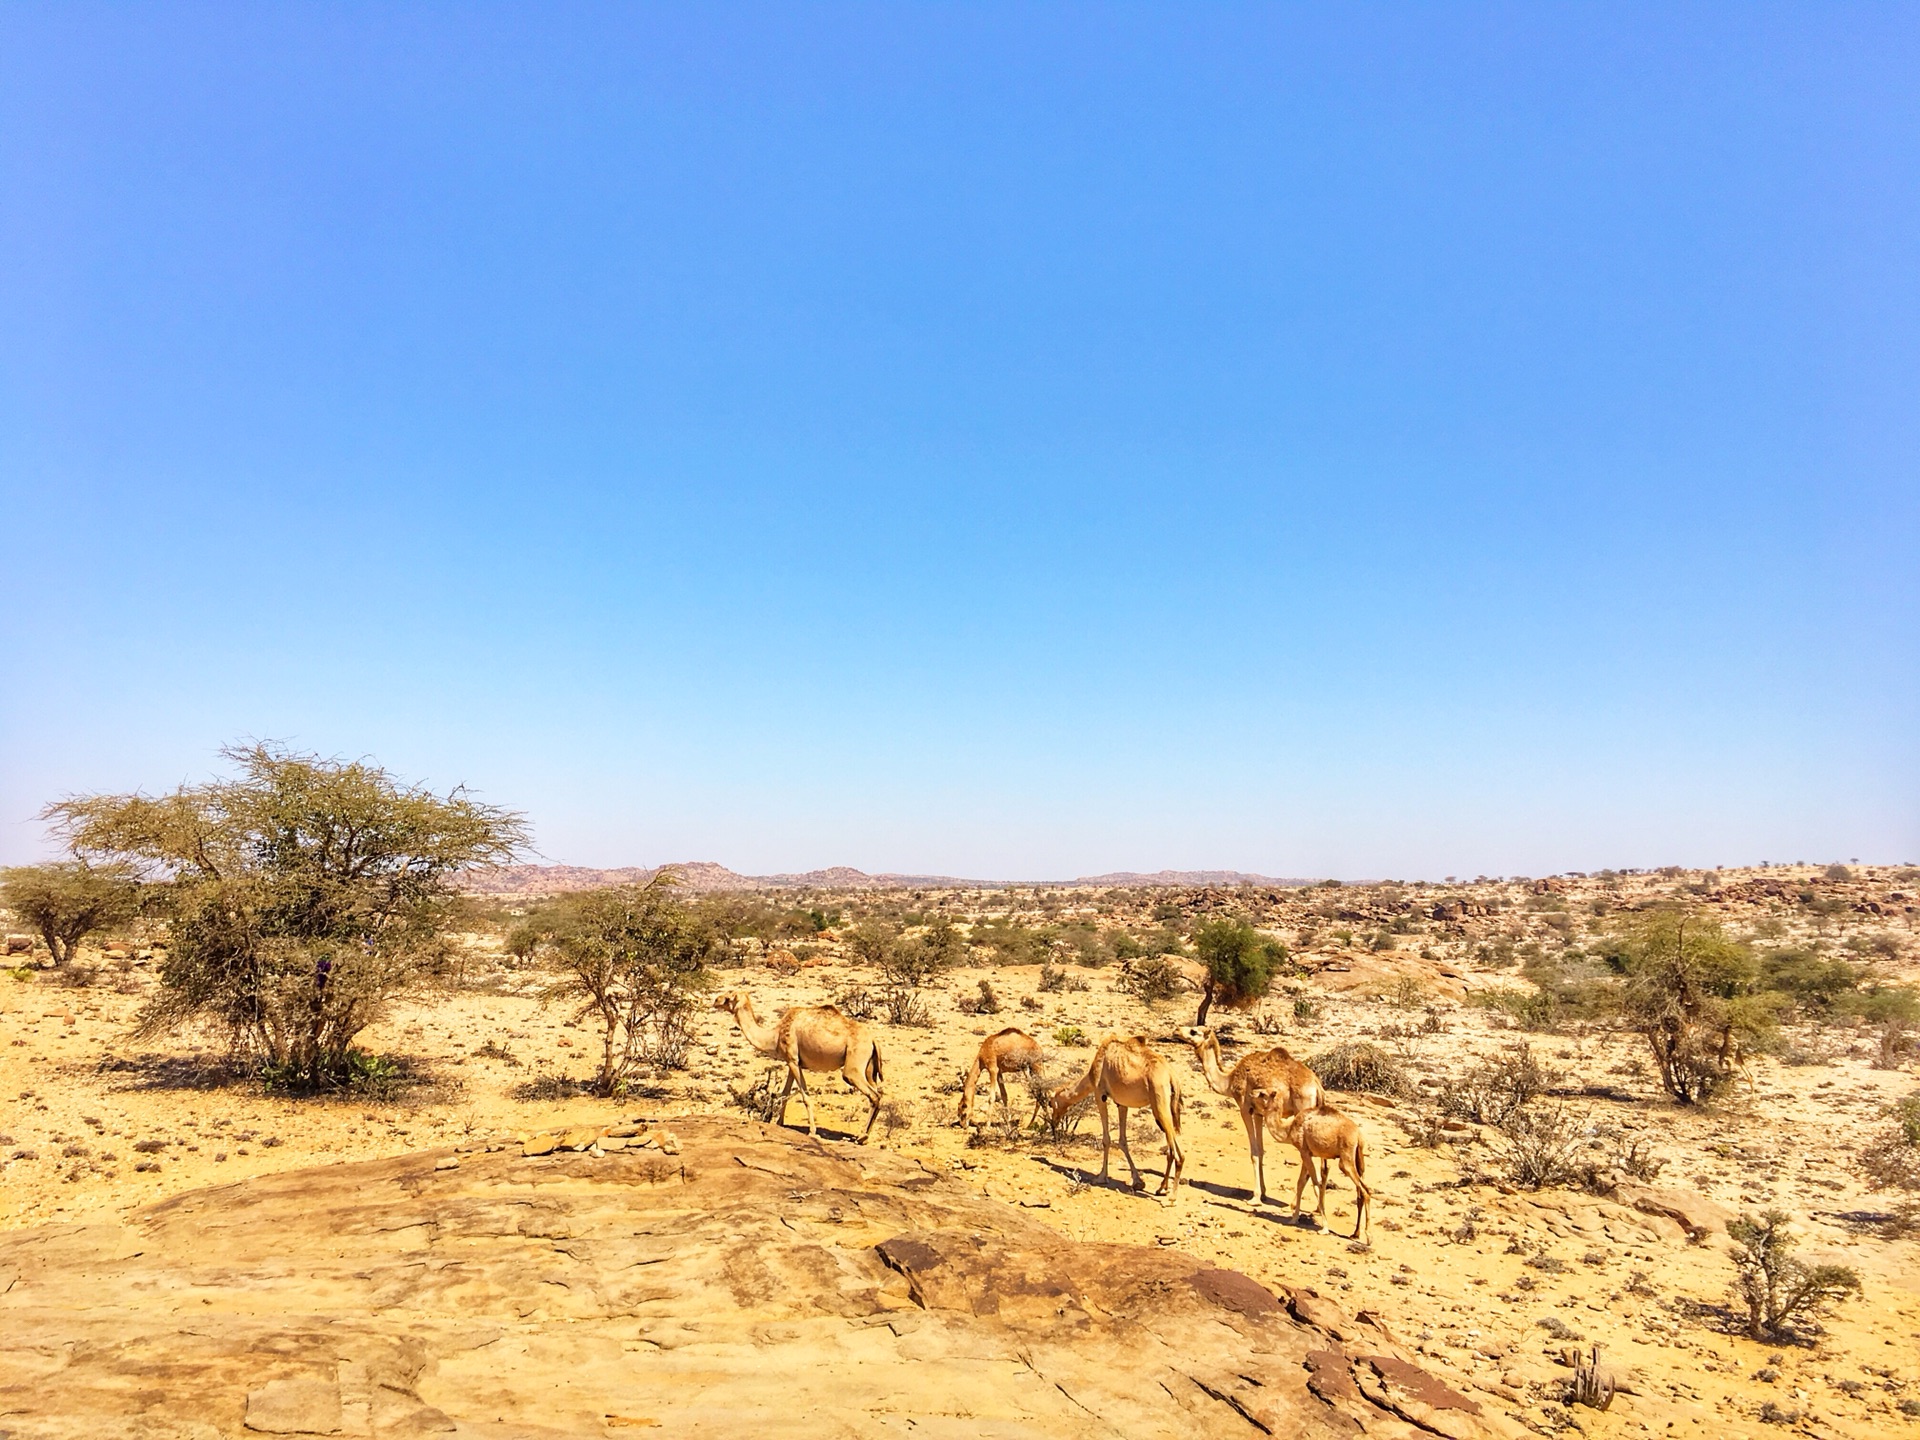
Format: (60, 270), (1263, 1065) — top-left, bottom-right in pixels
(1353, 1131), (1366, 1181)
(1172, 1080), (1184, 1130)
(868, 1044), (884, 1086)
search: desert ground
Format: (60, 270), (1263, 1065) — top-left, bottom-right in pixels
(4, 864), (1918, 1438)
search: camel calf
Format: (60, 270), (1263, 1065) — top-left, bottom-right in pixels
(1254, 1087), (1372, 1240)
(958, 1027), (1043, 1124)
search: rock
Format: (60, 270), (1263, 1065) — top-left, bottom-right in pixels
(520, 1133), (559, 1157)
(243, 1377), (342, 1434)
(1612, 1183), (1732, 1240)
(433, 1156), (459, 1171)
(0, 1117), (1517, 1440)
(560, 1125), (603, 1151)
(657, 1129), (680, 1155)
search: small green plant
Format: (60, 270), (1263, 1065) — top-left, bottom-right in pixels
(1727, 1210), (1862, 1341)
(1053, 1025), (1088, 1047)
(8, 966), (33, 983)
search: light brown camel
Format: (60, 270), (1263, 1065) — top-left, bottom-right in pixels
(1253, 1087), (1371, 1240)
(958, 1027), (1044, 1124)
(711, 989), (884, 1141)
(1051, 1033), (1185, 1197)
(1181, 1025), (1322, 1205)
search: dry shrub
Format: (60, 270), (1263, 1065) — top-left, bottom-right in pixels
(957, 978), (1002, 1015)
(1440, 1044), (1555, 1128)
(1309, 1041), (1411, 1098)
(1115, 955), (1184, 1003)
(1861, 1095), (1920, 1232)
(1038, 962), (1086, 993)
(1500, 1103), (1585, 1190)
(1728, 1210), (1862, 1341)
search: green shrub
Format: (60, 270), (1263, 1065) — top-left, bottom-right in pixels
(1727, 1210), (1861, 1340)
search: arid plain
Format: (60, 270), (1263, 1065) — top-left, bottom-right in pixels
(4, 863), (1918, 1439)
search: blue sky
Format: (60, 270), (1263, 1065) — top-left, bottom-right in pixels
(3, 4), (1916, 879)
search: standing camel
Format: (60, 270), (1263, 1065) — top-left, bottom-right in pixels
(1051, 1034), (1185, 1198)
(1253, 1086), (1372, 1240)
(958, 1027), (1044, 1124)
(711, 989), (884, 1142)
(1181, 1025), (1321, 1205)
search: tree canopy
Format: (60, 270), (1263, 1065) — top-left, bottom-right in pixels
(0, 861), (140, 966)
(532, 878), (720, 1095)
(1192, 917), (1287, 1025)
(45, 743), (525, 1087)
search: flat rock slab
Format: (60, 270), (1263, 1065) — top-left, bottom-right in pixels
(0, 1117), (1521, 1439)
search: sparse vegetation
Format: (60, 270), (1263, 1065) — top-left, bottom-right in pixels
(1191, 917), (1286, 1024)
(532, 878), (720, 1095)
(0, 861), (140, 967)
(1727, 1210), (1862, 1341)
(45, 744), (524, 1089)
(1309, 1041), (1410, 1098)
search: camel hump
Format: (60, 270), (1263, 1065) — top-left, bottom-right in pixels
(989, 1027), (1028, 1042)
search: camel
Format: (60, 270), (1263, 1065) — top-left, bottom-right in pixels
(1051, 1034), (1185, 1198)
(711, 989), (884, 1141)
(958, 1027), (1044, 1124)
(1253, 1087), (1371, 1240)
(1181, 1025), (1321, 1205)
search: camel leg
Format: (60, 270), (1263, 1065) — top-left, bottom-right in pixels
(995, 1069), (1012, 1110)
(844, 1053), (882, 1142)
(775, 1068), (797, 1128)
(1293, 1150), (1315, 1224)
(1149, 1092), (1181, 1197)
(1096, 1096), (1113, 1182)
(1341, 1156), (1372, 1240)
(1242, 1102), (1266, 1204)
(1115, 1105), (1145, 1191)
(790, 1062), (819, 1135)
(958, 1062), (979, 1123)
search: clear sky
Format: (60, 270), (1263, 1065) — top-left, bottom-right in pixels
(3, 4), (1916, 880)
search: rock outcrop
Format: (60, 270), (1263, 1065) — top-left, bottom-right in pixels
(0, 1117), (1521, 1438)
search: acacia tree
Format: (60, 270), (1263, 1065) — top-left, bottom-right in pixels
(45, 743), (524, 1087)
(535, 878), (720, 1095)
(1610, 911), (1779, 1104)
(0, 861), (140, 965)
(1193, 917), (1286, 1025)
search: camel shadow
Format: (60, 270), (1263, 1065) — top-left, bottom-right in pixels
(1033, 1156), (1180, 1199)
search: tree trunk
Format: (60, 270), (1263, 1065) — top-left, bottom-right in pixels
(1195, 976), (1216, 1027)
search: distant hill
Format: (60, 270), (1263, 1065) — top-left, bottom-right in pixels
(460, 862), (1315, 895)
(1069, 870), (1313, 888)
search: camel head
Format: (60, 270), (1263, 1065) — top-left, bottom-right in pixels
(710, 988), (751, 1017)
(1179, 1025), (1219, 1059)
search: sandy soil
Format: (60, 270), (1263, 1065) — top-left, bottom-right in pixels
(4, 865), (1918, 1438)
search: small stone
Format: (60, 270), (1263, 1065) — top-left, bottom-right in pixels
(561, 1125), (603, 1151)
(434, 1156), (460, 1171)
(521, 1135), (559, 1157)
(657, 1130), (680, 1156)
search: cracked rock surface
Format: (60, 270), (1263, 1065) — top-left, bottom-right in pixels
(0, 1116), (1521, 1438)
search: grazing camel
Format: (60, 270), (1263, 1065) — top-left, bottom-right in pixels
(1051, 1034), (1185, 1198)
(958, 1028), (1044, 1124)
(1253, 1087), (1371, 1240)
(1181, 1025), (1322, 1206)
(711, 989), (884, 1141)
